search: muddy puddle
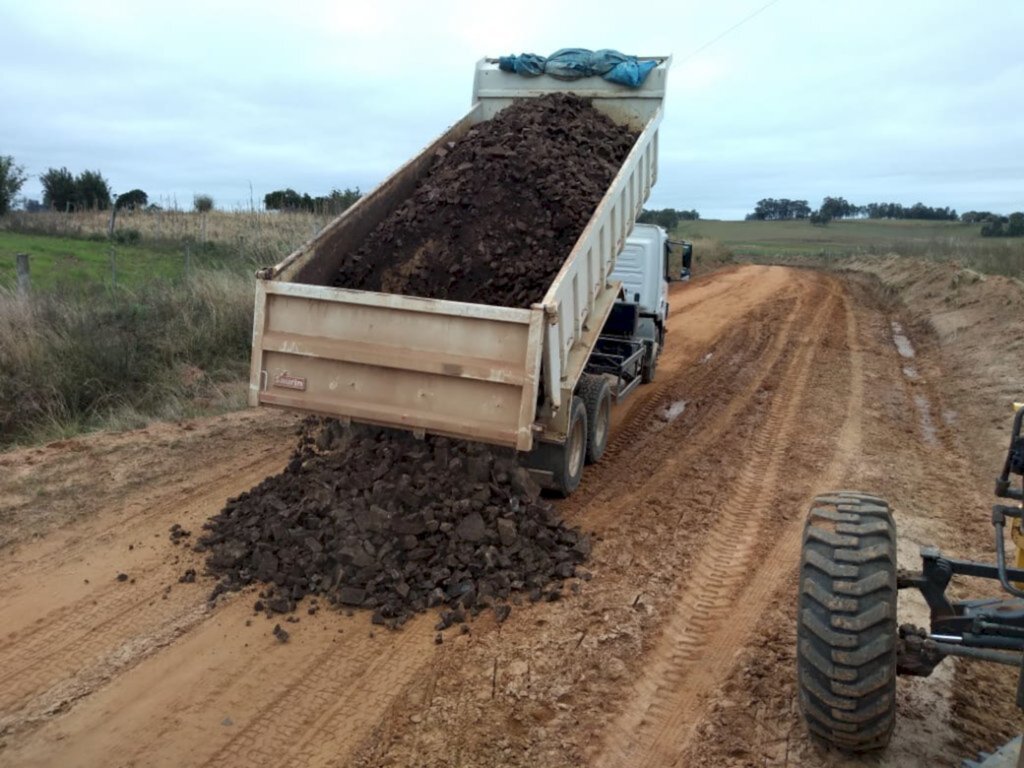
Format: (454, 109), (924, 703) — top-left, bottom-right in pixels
(893, 320), (938, 446)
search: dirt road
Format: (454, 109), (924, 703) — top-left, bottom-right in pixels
(0, 264), (1018, 767)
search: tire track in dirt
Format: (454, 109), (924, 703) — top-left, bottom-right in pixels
(1, 441), (286, 580)
(201, 616), (434, 768)
(598, 268), (797, 469)
(671, 278), (870, 767)
(593, 276), (851, 768)
(569, 276), (811, 528)
(0, 587), (203, 714)
(674, 275), (994, 768)
(0, 446), (289, 740)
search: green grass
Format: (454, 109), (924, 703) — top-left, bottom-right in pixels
(0, 231), (247, 291)
(673, 219), (1024, 279)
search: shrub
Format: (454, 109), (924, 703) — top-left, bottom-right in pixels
(0, 155), (27, 216)
(113, 228), (141, 245)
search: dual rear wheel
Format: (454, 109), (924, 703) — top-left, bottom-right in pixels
(540, 374), (612, 497)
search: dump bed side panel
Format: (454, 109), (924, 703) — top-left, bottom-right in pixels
(535, 106), (662, 427)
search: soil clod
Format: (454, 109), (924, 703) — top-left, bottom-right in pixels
(329, 93), (638, 308)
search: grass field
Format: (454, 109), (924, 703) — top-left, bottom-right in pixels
(0, 231), (243, 290)
(674, 218), (1024, 278)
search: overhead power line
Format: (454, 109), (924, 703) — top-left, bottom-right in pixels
(677, 0), (782, 65)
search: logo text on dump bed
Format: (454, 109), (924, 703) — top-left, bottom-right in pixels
(274, 373), (307, 391)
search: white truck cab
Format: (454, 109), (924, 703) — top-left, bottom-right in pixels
(611, 223), (669, 318)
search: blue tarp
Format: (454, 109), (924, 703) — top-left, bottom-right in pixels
(498, 48), (658, 89)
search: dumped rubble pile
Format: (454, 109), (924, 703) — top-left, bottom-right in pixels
(331, 92), (638, 308)
(197, 420), (590, 628)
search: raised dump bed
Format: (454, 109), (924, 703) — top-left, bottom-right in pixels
(250, 57), (670, 458)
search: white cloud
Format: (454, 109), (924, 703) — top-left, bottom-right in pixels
(2, 0), (1022, 217)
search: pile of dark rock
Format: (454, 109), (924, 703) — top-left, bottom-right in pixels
(196, 420), (590, 629)
(331, 92), (638, 308)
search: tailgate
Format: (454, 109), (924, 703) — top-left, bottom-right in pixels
(249, 281), (545, 451)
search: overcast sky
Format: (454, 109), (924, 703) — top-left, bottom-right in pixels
(2, 0), (1022, 220)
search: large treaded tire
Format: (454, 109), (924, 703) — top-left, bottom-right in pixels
(578, 374), (611, 465)
(796, 491), (898, 753)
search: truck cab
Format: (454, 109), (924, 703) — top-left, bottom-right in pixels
(590, 223), (670, 393)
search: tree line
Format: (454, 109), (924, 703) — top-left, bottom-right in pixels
(263, 187), (362, 215)
(976, 212), (1024, 238)
(747, 197), (960, 222)
(0, 153), (363, 218)
(637, 207), (700, 229)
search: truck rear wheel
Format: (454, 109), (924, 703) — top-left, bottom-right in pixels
(797, 491), (897, 753)
(550, 396), (587, 497)
(641, 342), (658, 384)
(579, 374), (611, 464)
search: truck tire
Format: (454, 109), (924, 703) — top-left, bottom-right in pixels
(797, 491), (897, 753)
(578, 374), (611, 464)
(641, 342), (658, 384)
(550, 396), (587, 497)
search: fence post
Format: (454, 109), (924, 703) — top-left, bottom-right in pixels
(16, 253), (30, 295)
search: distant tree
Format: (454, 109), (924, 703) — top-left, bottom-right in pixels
(809, 209), (831, 226)
(0, 155), (28, 216)
(319, 187), (361, 215)
(193, 194), (215, 244)
(116, 188), (148, 211)
(41, 167), (78, 211)
(981, 212), (1024, 238)
(639, 207), (700, 230)
(264, 188), (304, 211)
(747, 198), (810, 221)
(981, 218), (1005, 237)
(818, 196), (856, 221)
(264, 186), (363, 215)
(23, 198), (44, 213)
(865, 201), (957, 221)
(1008, 212), (1024, 237)
(74, 170), (112, 210)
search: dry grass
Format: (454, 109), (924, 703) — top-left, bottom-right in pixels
(0, 270), (254, 446)
(3, 208), (327, 267)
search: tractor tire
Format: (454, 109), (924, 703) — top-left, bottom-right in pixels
(641, 342), (658, 384)
(796, 491), (898, 753)
(578, 374), (611, 465)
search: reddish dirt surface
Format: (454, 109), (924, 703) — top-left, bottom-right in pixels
(0, 262), (1020, 767)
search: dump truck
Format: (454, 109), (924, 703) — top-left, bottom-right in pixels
(249, 56), (673, 495)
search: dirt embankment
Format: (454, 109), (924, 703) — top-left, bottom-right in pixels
(331, 93), (637, 308)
